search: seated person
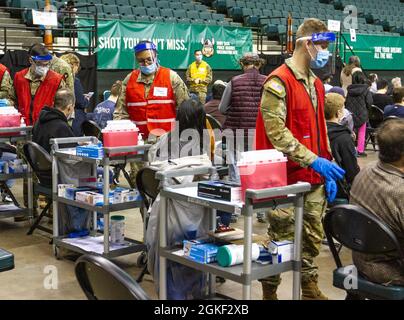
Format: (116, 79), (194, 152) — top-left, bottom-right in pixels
(87, 81), (122, 129)
(372, 79), (394, 111)
(147, 99), (231, 299)
(148, 99), (215, 163)
(33, 88), (75, 153)
(204, 80), (227, 127)
(328, 86), (355, 133)
(32, 88), (90, 234)
(384, 87), (404, 119)
(350, 119), (404, 286)
(325, 93), (360, 199)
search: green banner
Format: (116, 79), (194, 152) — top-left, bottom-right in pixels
(78, 19), (253, 70)
(340, 33), (404, 70)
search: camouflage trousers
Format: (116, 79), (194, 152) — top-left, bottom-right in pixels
(259, 184), (328, 286)
(191, 91), (207, 104)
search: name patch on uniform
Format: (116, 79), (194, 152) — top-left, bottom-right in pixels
(153, 87), (168, 97)
(267, 80), (284, 95)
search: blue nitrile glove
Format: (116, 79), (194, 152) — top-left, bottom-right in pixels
(68, 229), (90, 238)
(325, 179), (338, 203)
(310, 157), (346, 181)
(0, 99), (8, 107)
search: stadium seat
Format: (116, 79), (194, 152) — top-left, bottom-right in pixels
(146, 8), (160, 17)
(173, 9), (187, 19)
(115, 0), (130, 6)
(212, 13), (225, 21)
(117, 5), (133, 16)
(103, 5), (119, 15)
(142, 0), (156, 8)
(132, 7), (147, 16)
(182, 3), (196, 11)
(160, 8), (173, 18)
(186, 10), (200, 20)
(129, 0), (143, 5)
(156, 0), (169, 9)
(199, 12), (212, 21)
(195, 4), (208, 12)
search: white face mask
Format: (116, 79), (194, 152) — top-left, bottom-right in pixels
(35, 65), (49, 77)
(195, 54), (203, 62)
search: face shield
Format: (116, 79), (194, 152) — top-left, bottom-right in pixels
(133, 42), (158, 75)
(31, 53), (52, 77)
(296, 32), (336, 70)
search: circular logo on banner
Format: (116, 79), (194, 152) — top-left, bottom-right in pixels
(201, 38), (215, 57)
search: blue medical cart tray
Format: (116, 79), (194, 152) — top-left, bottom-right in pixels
(0, 248), (14, 272)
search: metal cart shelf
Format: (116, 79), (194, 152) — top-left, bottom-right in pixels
(50, 136), (151, 259)
(0, 126), (33, 221)
(156, 166), (311, 300)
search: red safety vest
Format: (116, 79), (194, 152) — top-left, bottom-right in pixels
(126, 67), (176, 137)
(14, 68), (63, 125)
(0, 64), (9, 85)
(255, 64), (332, 185)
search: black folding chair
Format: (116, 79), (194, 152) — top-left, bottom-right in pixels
(75, 254), (150, 300)
(323, 204), (404, 300)
(366, 105), (384, 151)
(0, 143), (18, 203)
(81, 120), (135, 188)
(81, 120), (103, 142)
(135, 167), (160, 283)
(206, 114), (222, 131)
(384, 115), (399, 122)
(23, 142), (53, 236)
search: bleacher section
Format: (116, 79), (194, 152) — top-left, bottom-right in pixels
(3, 0), (404, 37)
(6, 0), (239, 26)
(211, 0), (404, 37)
(1, 0), (403, 52)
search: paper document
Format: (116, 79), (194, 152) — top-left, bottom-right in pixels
(61, 236), (128, 254)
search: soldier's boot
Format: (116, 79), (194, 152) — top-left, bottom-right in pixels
(302, 279), (328, 300)
(262, 282), (279, 300)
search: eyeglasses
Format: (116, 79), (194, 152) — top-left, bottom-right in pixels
(136, 57), (154, 66)
(33, 61), (50, 67)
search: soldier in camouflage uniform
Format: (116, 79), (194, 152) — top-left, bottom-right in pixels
(0, 64), (16, 106)
(114, 41), (189, 184)
(13, 44), (66, 220)
(50, 55), (74, 92)
(255, 19), (345, 300)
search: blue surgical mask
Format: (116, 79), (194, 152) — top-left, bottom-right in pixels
(196, 54), (203, 62)
(310, 46), (330, 69)
(140, 63), (157, 75)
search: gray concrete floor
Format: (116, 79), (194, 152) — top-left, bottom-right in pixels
(0, 151), (378, 300)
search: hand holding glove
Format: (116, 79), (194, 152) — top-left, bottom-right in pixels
(325, 179), (338, 203)
(310, 157), (346, 181)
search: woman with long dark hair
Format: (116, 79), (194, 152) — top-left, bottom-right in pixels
(345, 71), (373, 157)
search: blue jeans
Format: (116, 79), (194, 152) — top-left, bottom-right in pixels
(1, 152), (17, 188)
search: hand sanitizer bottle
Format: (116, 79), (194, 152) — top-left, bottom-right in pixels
(20, 117), (26, 135)
(138, 133), (144, 155)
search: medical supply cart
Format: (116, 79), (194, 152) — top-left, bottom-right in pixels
(0, 126), (33, 221)
(50, 136), (151, 259)
(157, 166), (311, 300)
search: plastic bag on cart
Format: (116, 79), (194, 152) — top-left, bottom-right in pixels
(57, 158), (95, 234)
(145, 154), (212, 300)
